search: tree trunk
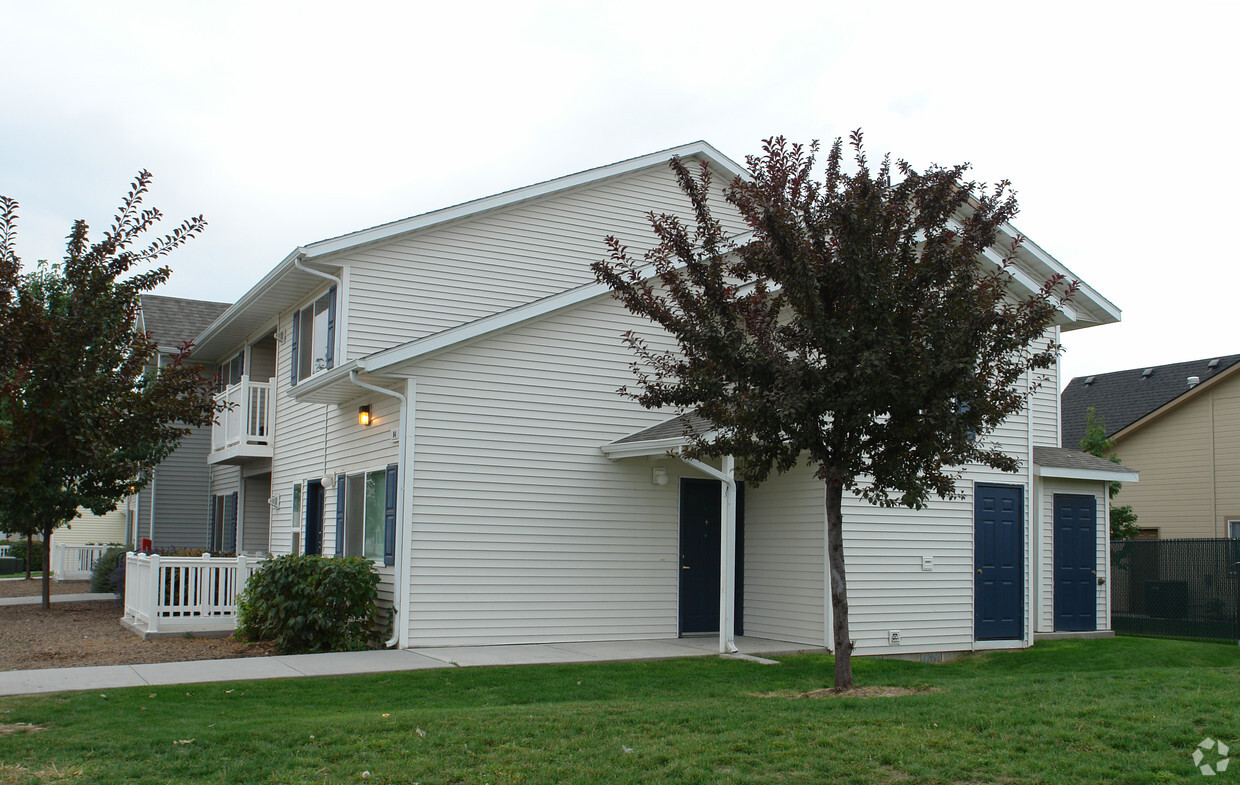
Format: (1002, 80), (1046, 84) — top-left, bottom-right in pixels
(825, 473), (853, 690)
(41, 522), (52, 610)
(24, 532), (32, 581)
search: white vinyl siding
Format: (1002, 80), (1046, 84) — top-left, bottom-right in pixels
(743, 463), (826, 647)
(343, 161), (747, 359)
(403, 294), (687, 646)
(1030, 328), (1060, 448)
(50, 507), (127, 550)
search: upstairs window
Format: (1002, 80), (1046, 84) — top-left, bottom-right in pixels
(290, 286), (336, 385)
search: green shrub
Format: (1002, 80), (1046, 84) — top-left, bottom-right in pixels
(7, 539), (43, 570)
(91, 547), (127, 594)
(236, 554), (384, 654)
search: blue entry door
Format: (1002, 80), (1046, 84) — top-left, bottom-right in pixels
(1054, 494), (1098, 631)
(975, 483), (1024, 640)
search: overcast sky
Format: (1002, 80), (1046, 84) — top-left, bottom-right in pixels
(3, 1), (1236, 391)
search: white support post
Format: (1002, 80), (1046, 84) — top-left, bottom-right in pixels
(678, 453), (739, 655)
(147, 553), (161, 634)
(719, 455), (737, 655)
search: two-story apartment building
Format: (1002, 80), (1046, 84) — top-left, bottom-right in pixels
(190, 141), (1132, 655)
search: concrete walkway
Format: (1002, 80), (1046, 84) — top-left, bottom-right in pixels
(0, 593), (107, 606)
(0, 636), (815, 697)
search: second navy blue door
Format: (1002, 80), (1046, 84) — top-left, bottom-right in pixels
(1054, 494), (1097, 631)
(975, 483), (1023, 640)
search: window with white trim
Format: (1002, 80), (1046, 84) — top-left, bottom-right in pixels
(1229, 520), (1240, 539)
(343, 469), (387, 561)
(290, 287), (336, 385)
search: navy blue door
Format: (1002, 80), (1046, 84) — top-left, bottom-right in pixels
(679, 479), (744, 635)
(304, 480), (325, 556)
(975, 483), (1023, 640)
(1054, 494), (1097, 631)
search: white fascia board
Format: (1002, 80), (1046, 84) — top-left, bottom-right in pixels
(287, 359), (360, 403)
(976, 244), (1078, 324)
(1035, 465), (1139, 483)
(302, 141), (748, 261)
(997, 223), (1121, 326)
(599, 437), (691, 460)
(193, 247), (304, 352)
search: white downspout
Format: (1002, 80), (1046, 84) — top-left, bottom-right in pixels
(293, 255), (342, 289)
(348, 370), (412, 649)
(678, 453), (738, 654)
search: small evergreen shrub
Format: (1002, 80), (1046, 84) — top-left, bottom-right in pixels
(236, 554), (383, 654)
(90, 547), (127, 593)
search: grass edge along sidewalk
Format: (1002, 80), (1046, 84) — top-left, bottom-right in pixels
(1, 637), (1237, 784)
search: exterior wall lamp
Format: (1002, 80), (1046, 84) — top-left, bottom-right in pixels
(358, 405), (371, 427)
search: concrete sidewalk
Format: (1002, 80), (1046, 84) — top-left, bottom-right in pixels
(0, 636), (810, 697)
(0, 593), (109, 606)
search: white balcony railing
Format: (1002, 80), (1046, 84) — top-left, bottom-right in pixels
(212, 376), (273, 453)
(122, 552), (264, 636)
(54, 543), (110, 581)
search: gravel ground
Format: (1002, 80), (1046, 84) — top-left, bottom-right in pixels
(0, 579), (93, 599)
(0, 595), (277, 671)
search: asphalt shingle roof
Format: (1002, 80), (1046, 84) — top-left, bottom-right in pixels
(1032, 446), (1135, 475)
(140, 295), (231, 349)
(1060, 353), (1240, 448)
(611, 412), (713, 445)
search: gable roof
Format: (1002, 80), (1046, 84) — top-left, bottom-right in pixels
(190, 141), (748, 362)
(1061, 353), (1240, 447)
(139, 294), (231, 350)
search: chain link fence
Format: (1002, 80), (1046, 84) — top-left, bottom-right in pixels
(1110, 538), (1240, 641)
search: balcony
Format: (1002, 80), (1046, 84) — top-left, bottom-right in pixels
(210, 376), (273, 465)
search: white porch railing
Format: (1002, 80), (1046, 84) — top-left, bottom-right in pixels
(0, 544), (9, 558)
(122, 553), (264, 637)
(211, 376), (273, 452)
(54, 543), (109, 581)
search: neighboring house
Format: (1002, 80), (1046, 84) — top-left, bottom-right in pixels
(189, 141), (1131, 656)
(50, 294), (231, 558)
(1062, 354), (1240, 539)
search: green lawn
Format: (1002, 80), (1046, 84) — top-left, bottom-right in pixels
(1, 638), (1237, 784)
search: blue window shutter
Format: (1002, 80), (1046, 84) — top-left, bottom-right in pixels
(384, 463), (398, 567)
(229, 491), (239, 553)
(208, 497), (216, 552)
(335, 474), (346, 557)
(325, 285), (337, 370)
(290, 309), (300, 385)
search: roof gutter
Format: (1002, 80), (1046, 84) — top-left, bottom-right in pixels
(347, 370), (412, 649)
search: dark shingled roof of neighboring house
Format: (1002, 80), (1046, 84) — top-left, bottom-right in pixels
(1061, 353), (1240, 448)
(140, 294), (231, 349)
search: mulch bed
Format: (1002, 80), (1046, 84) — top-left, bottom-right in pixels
(0, 599), (277, 671)
(0, 579), (94, 599)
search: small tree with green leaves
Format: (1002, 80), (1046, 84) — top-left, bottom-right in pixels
(1078, 407), (1139, 539)
(594, 133), (1075, 689)
(0, 172), (218, 608)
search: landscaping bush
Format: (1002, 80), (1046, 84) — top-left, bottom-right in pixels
(90, 547), (127, 594)
(7, 539), (43, 571)
(236, 554), (384, 654)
